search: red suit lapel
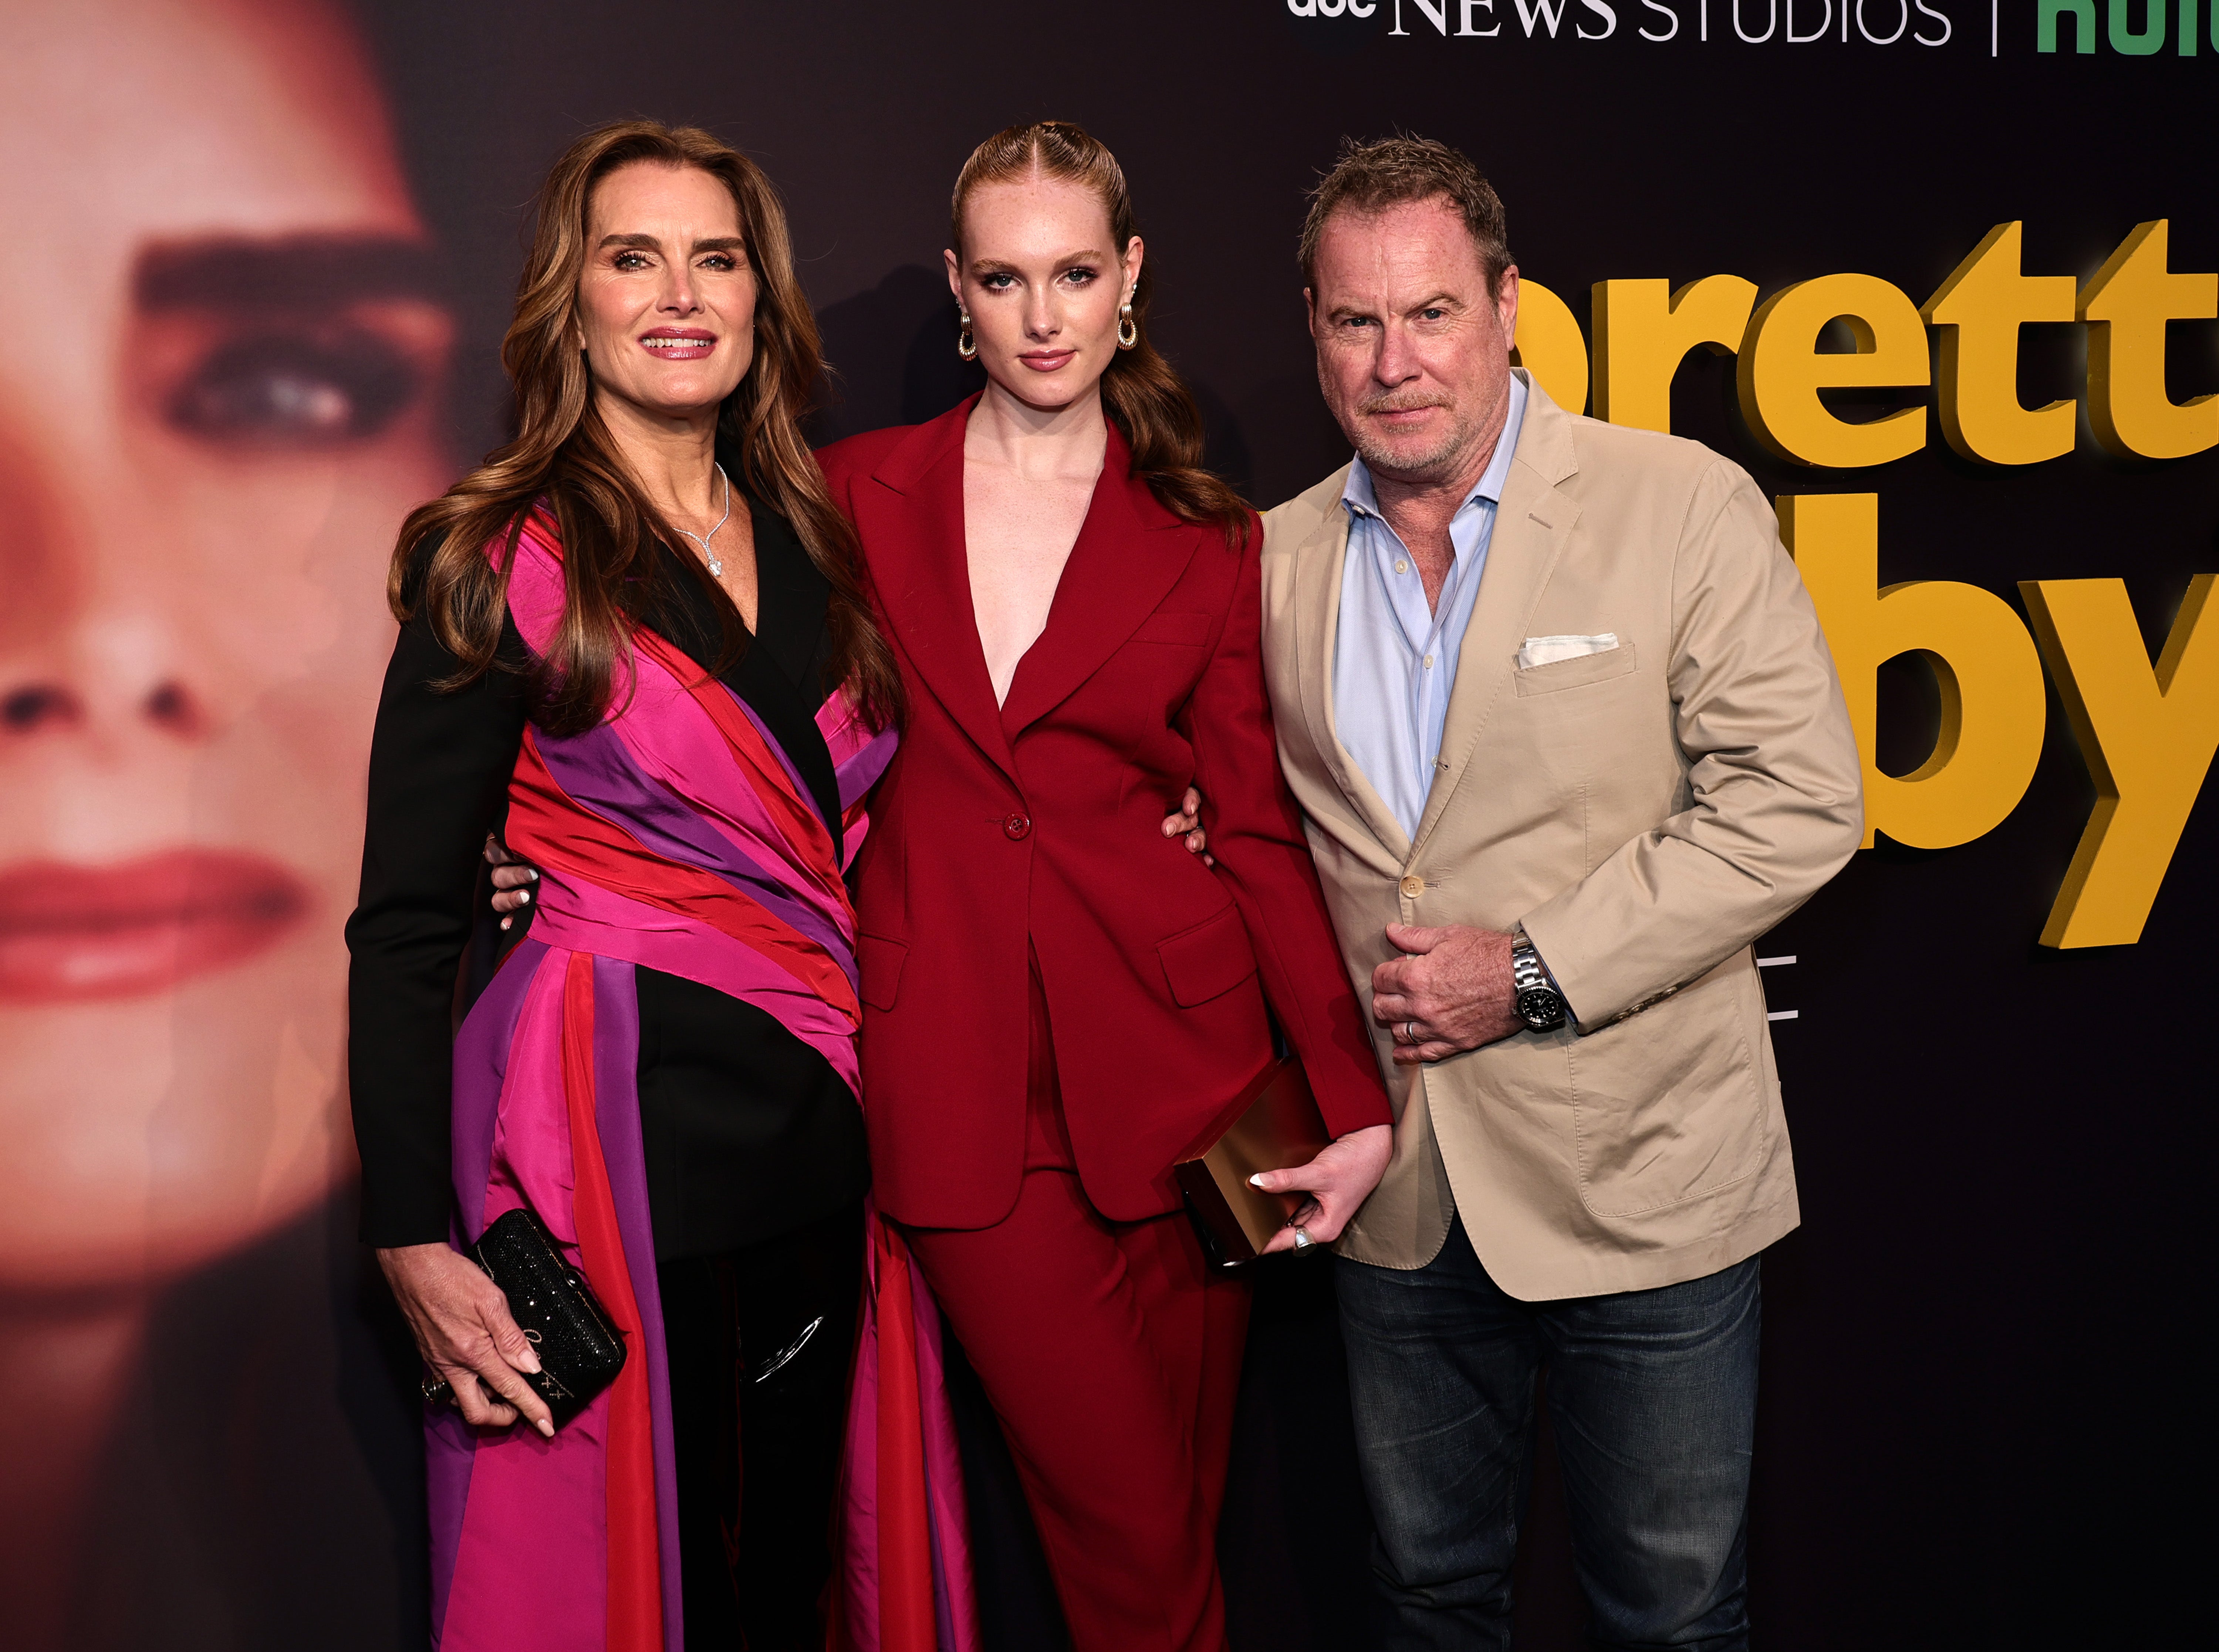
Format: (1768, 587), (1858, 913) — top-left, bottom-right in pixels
(999, 423), (1201, 739)
(852, 401), (1020, 785)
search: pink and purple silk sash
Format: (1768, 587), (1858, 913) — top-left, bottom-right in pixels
(427, 512), (976, 1652)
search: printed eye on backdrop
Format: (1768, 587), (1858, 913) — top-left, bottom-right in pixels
(167, 329), (425, 443)
(132, 235), (452, 449)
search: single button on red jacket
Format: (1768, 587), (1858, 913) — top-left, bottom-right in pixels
(818, 400), (1391, 1231)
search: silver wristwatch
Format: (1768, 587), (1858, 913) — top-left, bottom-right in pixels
(1509, 925), (1567, 1033)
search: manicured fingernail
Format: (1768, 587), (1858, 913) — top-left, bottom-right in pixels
(499, 918), (511, 930)
(518, 889), (531, 904)
(537, 1419), (554, 1438)
(1249, 1173), (1267, 1187)
(528, 868), (539, 880)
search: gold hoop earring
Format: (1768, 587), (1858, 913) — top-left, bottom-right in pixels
(1117, 302), (1138, 351)
(957, 311), (977, 362)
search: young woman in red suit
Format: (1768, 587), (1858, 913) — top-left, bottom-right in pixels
(814, 122), (1395, 1652)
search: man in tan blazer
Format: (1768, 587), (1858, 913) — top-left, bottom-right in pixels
(1251, 138), (1862, 1649)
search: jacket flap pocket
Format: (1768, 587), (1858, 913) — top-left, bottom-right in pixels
(857, 934), (907, 1012)
(1133, 609), (1215, 647)
(1156, 905), (1259, 1008)
(1513, 639), (1639, 696)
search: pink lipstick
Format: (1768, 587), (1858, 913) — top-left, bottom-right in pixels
(639, 327), (717, 361)
(0, 850), (310, 1003)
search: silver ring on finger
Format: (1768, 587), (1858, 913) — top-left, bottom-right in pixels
(1291, 1226), (1313, 1251)
(1403, 1020), (1416, 1044)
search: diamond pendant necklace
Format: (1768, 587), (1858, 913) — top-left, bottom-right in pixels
(673, 464), (734, 577)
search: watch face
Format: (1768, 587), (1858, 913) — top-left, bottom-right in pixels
(1516, 986), (1564, 1028)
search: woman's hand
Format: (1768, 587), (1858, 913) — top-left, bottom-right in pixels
(1159, 785), (1212, 865)
(486, 833), (538, 930)
(377, 1241), (555, 1437)
(1249, 1122), (1394, 1254)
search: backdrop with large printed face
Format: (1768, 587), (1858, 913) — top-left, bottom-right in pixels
(1, 1), (2206, 1647)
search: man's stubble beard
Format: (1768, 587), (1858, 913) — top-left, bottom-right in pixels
(1344, 397), (1489, 490)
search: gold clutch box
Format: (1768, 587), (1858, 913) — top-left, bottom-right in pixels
(1173, 1057), (1331, 1266)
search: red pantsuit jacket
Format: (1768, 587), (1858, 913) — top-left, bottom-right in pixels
(818, 401), (1390, 1231)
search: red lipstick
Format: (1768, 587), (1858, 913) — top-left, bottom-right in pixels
(0, 850), (310, 1003)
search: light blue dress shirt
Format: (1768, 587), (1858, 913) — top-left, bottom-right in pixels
(1332, 374), (1527, 841)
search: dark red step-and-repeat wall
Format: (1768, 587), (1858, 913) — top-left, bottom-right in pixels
(0, 1), (2207, 1646)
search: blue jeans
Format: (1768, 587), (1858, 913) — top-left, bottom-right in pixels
(1335, 1217), (1760, 1650)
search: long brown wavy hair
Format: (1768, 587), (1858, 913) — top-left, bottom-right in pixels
(950, 122), (1249, 546)
(391, 120), (900, 736)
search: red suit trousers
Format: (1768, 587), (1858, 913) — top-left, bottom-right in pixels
(903, 963), (1251, 1652)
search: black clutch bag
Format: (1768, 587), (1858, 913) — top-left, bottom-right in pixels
(423, 1206), (629, 1431)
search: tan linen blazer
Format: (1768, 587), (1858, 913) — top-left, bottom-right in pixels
(1261, 373), (1863, 1300)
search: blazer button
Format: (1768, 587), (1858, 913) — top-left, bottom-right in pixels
(1399, 874), (1425, 899)
(1003, 813), (1033, 841)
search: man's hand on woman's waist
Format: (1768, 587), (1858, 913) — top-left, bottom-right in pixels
(486, 788), (1215, 924)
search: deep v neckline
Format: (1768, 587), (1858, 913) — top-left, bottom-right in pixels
(963, 468), (1101, 709)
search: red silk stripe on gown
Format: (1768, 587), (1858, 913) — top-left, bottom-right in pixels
(509, 731), (860, 1026)
(561, 954), (662, 1652)
(631, 627), (850, 909)
(873, 1220), (938, 1652)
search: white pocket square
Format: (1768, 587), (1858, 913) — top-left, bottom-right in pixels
(1516, 632), (1619, 670)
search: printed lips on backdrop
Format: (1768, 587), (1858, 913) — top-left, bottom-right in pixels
(3, 1), (2203, 1647)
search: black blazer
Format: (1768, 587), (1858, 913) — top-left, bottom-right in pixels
(344, 487), (868, 1258)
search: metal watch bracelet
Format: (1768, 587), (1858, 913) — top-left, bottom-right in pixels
(1509, 925), (1567, 1031)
